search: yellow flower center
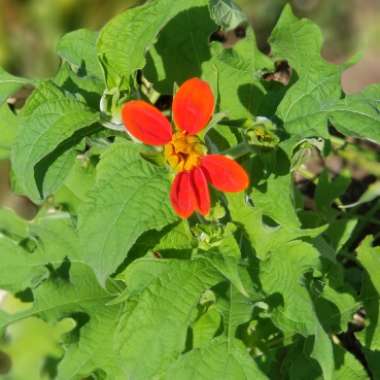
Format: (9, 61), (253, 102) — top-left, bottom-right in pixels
(164, 132), (206, 172)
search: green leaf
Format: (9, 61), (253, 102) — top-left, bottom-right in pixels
(54, 154), (97, 213)
(0, 207), (28, 239)
(0, 67), (33, 107)
(0, 234), (49, 293)
(332, 346), (369, 380)
(57, 305), (124, 380)
(227, 192), (326, 260)
(202, 30), (273, 120)
(78, 141), (176, 284)
(252, 175), (300, 227)
(192, 306), (221, 348)
(54, 62), (104, 110)
(29, 212), (81, 265)
(97, 0), (206, 90)
(309, 323), (334, 380)
(216, 284), (255, 343)
(260, 240), (337, 379)
(144, 0), (216, 93)
(11, 81), (99, 203)
(357, 236), (380, 350)
(328, 84), (380, 144)
(164, 337), (266, 380)
(209, 0), (248, 31)
(57, 29), (103, 79)
(0, 103), (19, 160)
(115, 259), (222, 379)
(202, 251), (248, 296)
(270, 5), (346, 138)
(315, 170), (351, 213)
(0, 212), (81, 293)
(260, 240), (320, 335)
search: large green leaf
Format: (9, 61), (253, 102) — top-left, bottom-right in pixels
(144, 0), (216, 93)
(164, 337), (266, 380)
(11, 81), (99, 203)
(78, 141), (176, 284)
(202, 29), (273, 120)
(260, 240), (335, 380)
(270, 5), (346, 138)
(115, 258), (222, 379)
(97, 0), (207, 90)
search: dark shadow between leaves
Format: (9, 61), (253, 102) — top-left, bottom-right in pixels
(114, 221), (192, 277)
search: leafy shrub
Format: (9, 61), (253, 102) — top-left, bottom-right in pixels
(0, 0), (380, 379)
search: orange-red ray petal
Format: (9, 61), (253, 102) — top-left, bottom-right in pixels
(121, 100), (172, 146)
(170, 172), (197, 218)
(172, 78), (215, 135)
(191, 167), (210, 216)
(201, 154), (249, 192)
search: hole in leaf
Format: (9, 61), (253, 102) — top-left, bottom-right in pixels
(262, 215), (280, 228)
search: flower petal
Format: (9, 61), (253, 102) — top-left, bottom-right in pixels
(170, 172), (197, 218)
(172, 78), (215, 135)
(122, 100), (172, 145)
(191, 167), (210, 216)
(201, 155), (249, 192)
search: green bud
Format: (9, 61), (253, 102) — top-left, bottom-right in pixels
(244, 117), (280, 148)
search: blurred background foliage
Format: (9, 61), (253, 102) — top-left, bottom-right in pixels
(1, 0), (379, 87)
(0, 1), (380, 379)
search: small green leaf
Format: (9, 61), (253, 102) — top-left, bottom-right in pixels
(209, 0), (248, 31)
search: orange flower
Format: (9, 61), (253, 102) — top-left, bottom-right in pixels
(121, 78), (249, 218)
